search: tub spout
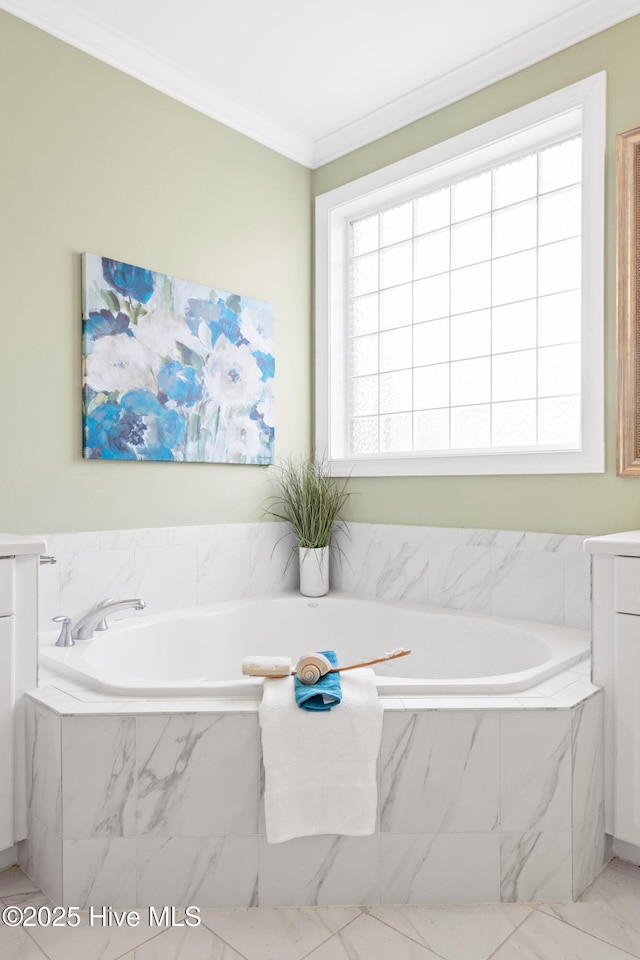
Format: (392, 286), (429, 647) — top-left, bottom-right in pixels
(72, 598), (146, 640)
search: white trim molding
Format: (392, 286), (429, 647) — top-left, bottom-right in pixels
(1, 0), (637, 167)
(0, 0), (314, 166)
(315, 74), (606, 477)
(312, 0), (639, 166)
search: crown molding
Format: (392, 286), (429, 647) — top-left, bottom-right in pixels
(3, 0), (640, 169)
(311, 0), (640, 167)
(0, 0), (315, 166)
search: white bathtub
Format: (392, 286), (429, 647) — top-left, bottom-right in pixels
(39, 593), (589, 697)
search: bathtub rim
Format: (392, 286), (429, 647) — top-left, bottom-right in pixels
(38, 591), (590, 699)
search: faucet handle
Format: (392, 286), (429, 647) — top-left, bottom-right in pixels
(52, 616), (74, 648)
(95, 598), (115, 631)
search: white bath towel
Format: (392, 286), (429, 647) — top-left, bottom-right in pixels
(258, 668), (383, 844)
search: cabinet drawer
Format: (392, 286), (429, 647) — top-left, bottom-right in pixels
(614, 556), (640, 614)
(0, 559), (14, 616)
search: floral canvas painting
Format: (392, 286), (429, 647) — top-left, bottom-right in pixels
(82, 254), (275, 463)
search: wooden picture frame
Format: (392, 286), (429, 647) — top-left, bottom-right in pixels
(617, 125), (640, 475)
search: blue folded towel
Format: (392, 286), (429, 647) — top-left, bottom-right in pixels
(294, 649), (342, 711)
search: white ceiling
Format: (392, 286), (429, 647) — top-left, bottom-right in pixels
(3, 0), (640, 166)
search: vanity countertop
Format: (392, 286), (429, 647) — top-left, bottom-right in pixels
(0, 533), (48, 557)
(584, 531), (640, 556)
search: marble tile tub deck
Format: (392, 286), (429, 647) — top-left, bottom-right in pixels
(35, 652), (595, 712)
(3, 858), (640, 960)
(22, 656), (605, 911)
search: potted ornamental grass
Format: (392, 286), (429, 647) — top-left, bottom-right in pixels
(264, 456), (350, 597)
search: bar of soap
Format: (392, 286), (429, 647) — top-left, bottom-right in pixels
(242, 656), (292, 677)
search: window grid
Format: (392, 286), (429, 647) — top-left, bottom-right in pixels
(347, 136), (581, 457)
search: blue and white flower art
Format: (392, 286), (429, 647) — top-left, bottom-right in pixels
(82, 254), (275, 463)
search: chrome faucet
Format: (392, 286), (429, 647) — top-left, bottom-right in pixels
(72, 598), (146, 641)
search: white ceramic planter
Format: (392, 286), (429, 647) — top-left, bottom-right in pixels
(299, 546), (329, 597)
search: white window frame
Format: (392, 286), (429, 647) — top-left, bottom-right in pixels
(315, 73), (606, 476)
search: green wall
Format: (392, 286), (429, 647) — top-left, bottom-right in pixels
(4, 11), (640, 536)
(313, 16), (640, 536)
(0, 12), (311, 533)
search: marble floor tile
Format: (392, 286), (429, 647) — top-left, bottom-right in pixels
(119, 922), (247, 959)
(492, 909), (635, 959)
(0, 889), (54, 909)
(25, 910), (167, 960)
(539, 858), (640, 957)
(0, 924), (49, 959)
(201, 905), (361, 960)
(369, 903), (532, 960)
(0, 865), (42, 898)
(303, 913), (442, 960)
(10, 858), (640, 960)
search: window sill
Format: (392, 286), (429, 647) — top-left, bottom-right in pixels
(327, 447), (605, 476)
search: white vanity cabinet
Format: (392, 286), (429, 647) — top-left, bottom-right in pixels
(586, 534), (640, 849)
(0, 559), (15, 850)
(614, 612), (640, 843)
(612, 555), (640, 845)
(0, 537), (46, 854)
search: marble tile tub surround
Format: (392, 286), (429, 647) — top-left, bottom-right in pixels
(37, 522), (299, 629)
(37, 521), (591, 634)
(21, 687), (605, 909)
(332, 524), (591, 630)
